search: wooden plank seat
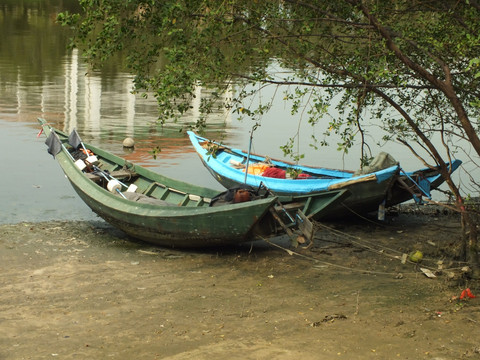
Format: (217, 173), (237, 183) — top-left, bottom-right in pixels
(274, 201), (304, 212)
(142, 181), (211, 206)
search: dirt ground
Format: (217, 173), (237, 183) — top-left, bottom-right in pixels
(1, 208), (479, 360)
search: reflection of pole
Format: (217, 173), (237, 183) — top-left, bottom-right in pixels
(16, 72), (21, 114)
(192, 82), (202, 120)
(41, 82), (46, 116)
(244, 123), (259, 183)
(65, 48), (79, 133)
(125, 75), (135, 137)
(63, 52), (70, 129)
(85, 74), (101, 135)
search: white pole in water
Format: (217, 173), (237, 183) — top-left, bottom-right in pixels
(244, 123), (259, 184)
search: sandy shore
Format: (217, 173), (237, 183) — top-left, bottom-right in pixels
(1, 212), (479, 359)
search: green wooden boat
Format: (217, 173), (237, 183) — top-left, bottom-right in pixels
(38, 119), (349, 247)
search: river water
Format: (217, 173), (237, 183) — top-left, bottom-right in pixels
(0, 1), (469, 225)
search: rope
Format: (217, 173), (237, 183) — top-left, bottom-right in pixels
(338, 202), (388, 226)
(322, 219), (468, 266)
(261, 237), (409, 276)
(314, 222), (404, 259)
(260, 211), (468, 276)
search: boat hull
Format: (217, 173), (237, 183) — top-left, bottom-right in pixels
(69, 179), (277, 247)
(40, 120), (279, 247)
(201, 157), (394, 218)
(188, 131), (399, 217)
(187, 131), (461, 218)
(386, 160), (462, 207)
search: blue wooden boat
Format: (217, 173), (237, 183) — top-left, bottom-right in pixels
(187, 131), (462, 217)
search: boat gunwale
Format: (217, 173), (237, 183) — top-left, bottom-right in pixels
(39, 121), (278, 218)
(188, 131), (462, 190)
(187, 131), (401, 194)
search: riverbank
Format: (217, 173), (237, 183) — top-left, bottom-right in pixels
(1, 210), (479, 359)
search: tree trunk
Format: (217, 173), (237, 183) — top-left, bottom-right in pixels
(461, 212), (480, 279)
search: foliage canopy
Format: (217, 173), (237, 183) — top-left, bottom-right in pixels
(59, 0), (480, 166)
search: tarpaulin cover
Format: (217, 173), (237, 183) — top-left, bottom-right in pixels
(353, 152), (398, 176)
(262, 167), (286, 179)
(68, 128), (82, 150)
(45, 131), (62, 158)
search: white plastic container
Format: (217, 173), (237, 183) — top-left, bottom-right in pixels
(126, 184), (138, 193)
(107, 179), (122, 193)
(85, 155), (99, 165)
(75, 159), (87, 171)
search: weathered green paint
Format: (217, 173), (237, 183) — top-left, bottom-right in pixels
(39, 119), (277, 247)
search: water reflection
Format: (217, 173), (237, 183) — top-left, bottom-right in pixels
(0, 0), (398, 170)
(0, 1), (234, 155)
(57, 48), (235, 165)
(4, 44), (235, 164)
(0, 0), (471, 225)
(0, 1), (235, 224)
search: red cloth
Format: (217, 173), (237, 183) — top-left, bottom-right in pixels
(262, 167), (286, 179)
(297, 173), (312, 179)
